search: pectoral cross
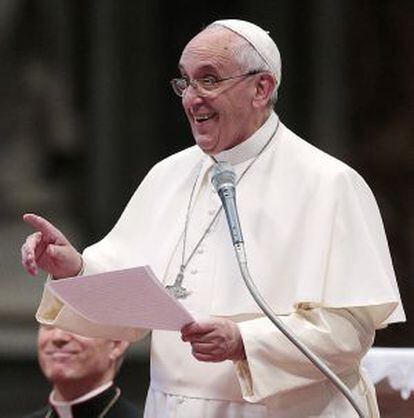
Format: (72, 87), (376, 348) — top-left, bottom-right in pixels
(165, 265), (191, 299)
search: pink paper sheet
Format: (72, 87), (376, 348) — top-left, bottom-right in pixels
(47, 266), (194, 331)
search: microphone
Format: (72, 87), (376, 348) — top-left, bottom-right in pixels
(210, 161), (366, 418)
(211, 162), (244, 246)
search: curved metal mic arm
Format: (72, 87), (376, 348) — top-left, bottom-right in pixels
(233, 243), (366, 418)
(211, 161), (366, 416)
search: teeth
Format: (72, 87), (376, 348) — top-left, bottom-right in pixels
(195, 114), (213, 122)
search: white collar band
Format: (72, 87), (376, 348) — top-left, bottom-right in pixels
(213, 112), (279, 165)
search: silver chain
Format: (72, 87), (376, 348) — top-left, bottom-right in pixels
(166, 121), (279, 299)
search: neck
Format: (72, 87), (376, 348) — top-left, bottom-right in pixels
(223, 109), (271, 153)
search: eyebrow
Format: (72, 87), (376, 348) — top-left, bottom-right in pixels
(178, 63), (219, 76)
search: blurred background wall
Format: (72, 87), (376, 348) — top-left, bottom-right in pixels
(0, 0), (412, 416)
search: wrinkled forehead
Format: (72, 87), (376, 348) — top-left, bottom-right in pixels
(179, 28), (244, 72)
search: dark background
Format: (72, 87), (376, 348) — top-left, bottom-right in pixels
(0, 1), (412, 416)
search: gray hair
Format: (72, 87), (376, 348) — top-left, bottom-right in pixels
(204, 23), (279, 107)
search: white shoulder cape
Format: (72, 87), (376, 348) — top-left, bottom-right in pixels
(82, 122), (404, 328)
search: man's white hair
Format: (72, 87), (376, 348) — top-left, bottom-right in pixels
(204, 20), (281, 107)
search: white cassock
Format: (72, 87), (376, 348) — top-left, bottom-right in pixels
(37, 112), (405, 417)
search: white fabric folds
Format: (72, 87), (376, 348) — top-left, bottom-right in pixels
(70, 112), (404, 329)
(36, 111), (405, 417)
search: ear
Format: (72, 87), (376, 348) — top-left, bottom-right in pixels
(109, 340), (130, 362)
(252, 73), (276, 109)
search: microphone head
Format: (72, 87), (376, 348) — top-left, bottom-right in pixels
(211, 162), (236, 192)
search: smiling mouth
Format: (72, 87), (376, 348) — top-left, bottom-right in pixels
(46, 351), (77, 357)
(194, 113), (216, 123)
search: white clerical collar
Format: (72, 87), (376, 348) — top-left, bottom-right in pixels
(49, 381), (113, 418)
(213, 111), (279, 165)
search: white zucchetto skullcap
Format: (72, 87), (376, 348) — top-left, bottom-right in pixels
(211, 19), (282, 87)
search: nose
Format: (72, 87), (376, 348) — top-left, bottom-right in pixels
(182, 82), (205, 106)
(50, 328), (72, 346)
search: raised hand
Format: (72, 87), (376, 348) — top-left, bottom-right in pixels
(21, 213), (83, 279)
(181, 318), (246, 362)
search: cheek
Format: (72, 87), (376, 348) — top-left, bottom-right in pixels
(82, 346), (113, 371)
(182, 98), (190, 117)
(38, 355), (49, 375)
(229, 100), (251, 126)
(218, 102), (240, 130)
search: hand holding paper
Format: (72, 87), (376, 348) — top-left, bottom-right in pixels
(181, 318), (246, 362)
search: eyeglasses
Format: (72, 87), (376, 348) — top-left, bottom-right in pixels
(170, 70), (261, 97)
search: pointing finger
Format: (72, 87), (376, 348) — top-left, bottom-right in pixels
(23, 213), (62, 243)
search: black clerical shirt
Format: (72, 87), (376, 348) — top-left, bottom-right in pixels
(23, 385), (138, 418)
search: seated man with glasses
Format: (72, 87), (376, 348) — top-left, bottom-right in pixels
(21, 19), (404, 418)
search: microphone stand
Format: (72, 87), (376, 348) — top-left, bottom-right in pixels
(233, 242), (366, 418)
(212, 162), (366, 418)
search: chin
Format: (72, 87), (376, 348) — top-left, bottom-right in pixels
(194, 135), (219, 155)
(47, 370), (72, 382)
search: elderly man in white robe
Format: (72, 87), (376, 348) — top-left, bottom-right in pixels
(21, 19), (404, 418)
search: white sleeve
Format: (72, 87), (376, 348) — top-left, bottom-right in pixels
(234, 306), (375, 402)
